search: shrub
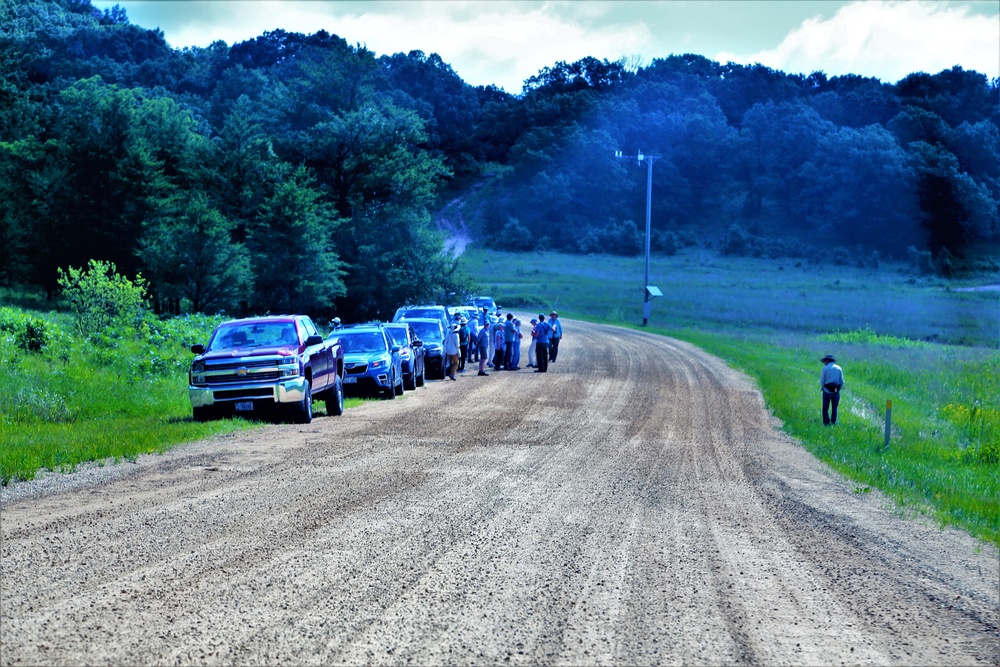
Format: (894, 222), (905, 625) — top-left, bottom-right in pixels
(907, 245), (934, 274)
(933, 247), (958, 276)
(57, 260), (149, 336)
(719, 224), (751, 256)
(0, 307), (50, 352)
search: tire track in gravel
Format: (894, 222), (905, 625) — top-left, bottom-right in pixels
(2, 318), (997, 666)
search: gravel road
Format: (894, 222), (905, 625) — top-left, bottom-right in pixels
(2, 320), (997, 665)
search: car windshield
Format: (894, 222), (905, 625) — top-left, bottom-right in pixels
(209, 322), (298, 351)
(401, 308), (441, 319)
(409, 321), (442, 342)
(384, 327), (408, 347)
(339, 332), (387, 354)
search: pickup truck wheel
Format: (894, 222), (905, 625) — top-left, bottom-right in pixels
(416, 363), (425, 387)
(325, 376), (344, 416)
(292, 381), (313, 423)
(404, 369), (416, 391)
(395, 369), (404, 396)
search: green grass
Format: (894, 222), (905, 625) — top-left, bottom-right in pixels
(0, 300), (387, 485)
(0, 310), (253, 484)
(461, 247), (1000, 545)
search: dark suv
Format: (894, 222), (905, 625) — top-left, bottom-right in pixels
(402, 317), (446, 380)
(392, 304), (450, 334)
(336, 324), (404, 399)
(384, 322), (425, 390)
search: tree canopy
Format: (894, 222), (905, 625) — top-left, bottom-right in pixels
(1, 0), (997, 316)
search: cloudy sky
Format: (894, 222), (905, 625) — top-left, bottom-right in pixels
(91, 0), (999, 93)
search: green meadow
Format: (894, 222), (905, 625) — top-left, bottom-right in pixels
(462, 248), (1000, 545)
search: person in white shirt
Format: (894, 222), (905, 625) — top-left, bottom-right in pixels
(820, 354), (845, 425)
(444, 324), (461, 381)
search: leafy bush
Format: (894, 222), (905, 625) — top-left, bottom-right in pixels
(576, 219), (642, 256)
(908, 245), (934, 274)
(57, 260), (149, 336)
(0, 307), (51, 352)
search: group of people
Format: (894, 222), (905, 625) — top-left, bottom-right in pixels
(442, 308), (563, 380)
(446, 309), (845, 427)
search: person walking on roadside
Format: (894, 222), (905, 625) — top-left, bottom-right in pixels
(458, 317), (470, 373)
(548, 311), (563, 362)
(503, 313), (517, 371)
(534, 313), (551, 373)
(526, 318), (538, 367)
(820, 354), (845, 425)
(476, 317), (491, 376)
(444, 323), (461, 381)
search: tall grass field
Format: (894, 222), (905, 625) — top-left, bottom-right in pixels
(459, 248), (999, 545)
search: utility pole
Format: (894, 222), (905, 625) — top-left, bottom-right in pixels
(615, 149), (662, 326)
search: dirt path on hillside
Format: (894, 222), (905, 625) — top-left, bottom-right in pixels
(2, 321), (997, 666)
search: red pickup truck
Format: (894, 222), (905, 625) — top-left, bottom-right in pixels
(188, 315), (344, 423)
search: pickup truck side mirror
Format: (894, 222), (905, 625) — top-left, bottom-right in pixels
(191, 344), (205, 354)
(305, 334), (324, 346)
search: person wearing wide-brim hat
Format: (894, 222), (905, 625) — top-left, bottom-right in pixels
(548, 310), (563, 363)
(444, 323), (461, 381)
(820, 354), (845, 425)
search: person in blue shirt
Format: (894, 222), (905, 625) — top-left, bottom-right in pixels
(548, 311), (563, 362)
(820, 354), (845, 425)
(502, 313), (517, 371)
(534, 313), (551, 373)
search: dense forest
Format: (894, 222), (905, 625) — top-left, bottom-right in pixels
(1, 0), (998, 320)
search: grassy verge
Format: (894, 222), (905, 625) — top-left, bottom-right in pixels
(666, 326), (999, 544)
(462, 248), (1000, 545)
(0, 310), (249, 484)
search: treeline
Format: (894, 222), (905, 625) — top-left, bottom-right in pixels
(2, 1), (998, 321)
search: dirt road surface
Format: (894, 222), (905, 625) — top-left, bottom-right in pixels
(2, 321), (997, 665)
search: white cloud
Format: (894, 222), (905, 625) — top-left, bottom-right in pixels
(136, 1), (652, 92)
(332, 2), (653, 92)
(716, 0), (999, 82)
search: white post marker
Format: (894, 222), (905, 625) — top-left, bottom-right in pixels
(884, 400), (893, 449)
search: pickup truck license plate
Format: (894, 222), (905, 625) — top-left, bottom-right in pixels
(235, 401), (254, 412)
(343, 377), (357, 384)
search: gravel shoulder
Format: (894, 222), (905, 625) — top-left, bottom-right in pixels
(2, 320), (997, 665)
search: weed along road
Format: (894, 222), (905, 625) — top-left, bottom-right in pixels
(1, 321), (997, 666)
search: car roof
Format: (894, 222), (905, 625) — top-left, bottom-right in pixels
(217, 315), (298, 325)
(339, 324), (386, 332)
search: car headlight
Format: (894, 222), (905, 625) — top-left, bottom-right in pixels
(278, 357), (300, 378)
(192, 361), (205, 373)
(370, 359), (386, 369)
